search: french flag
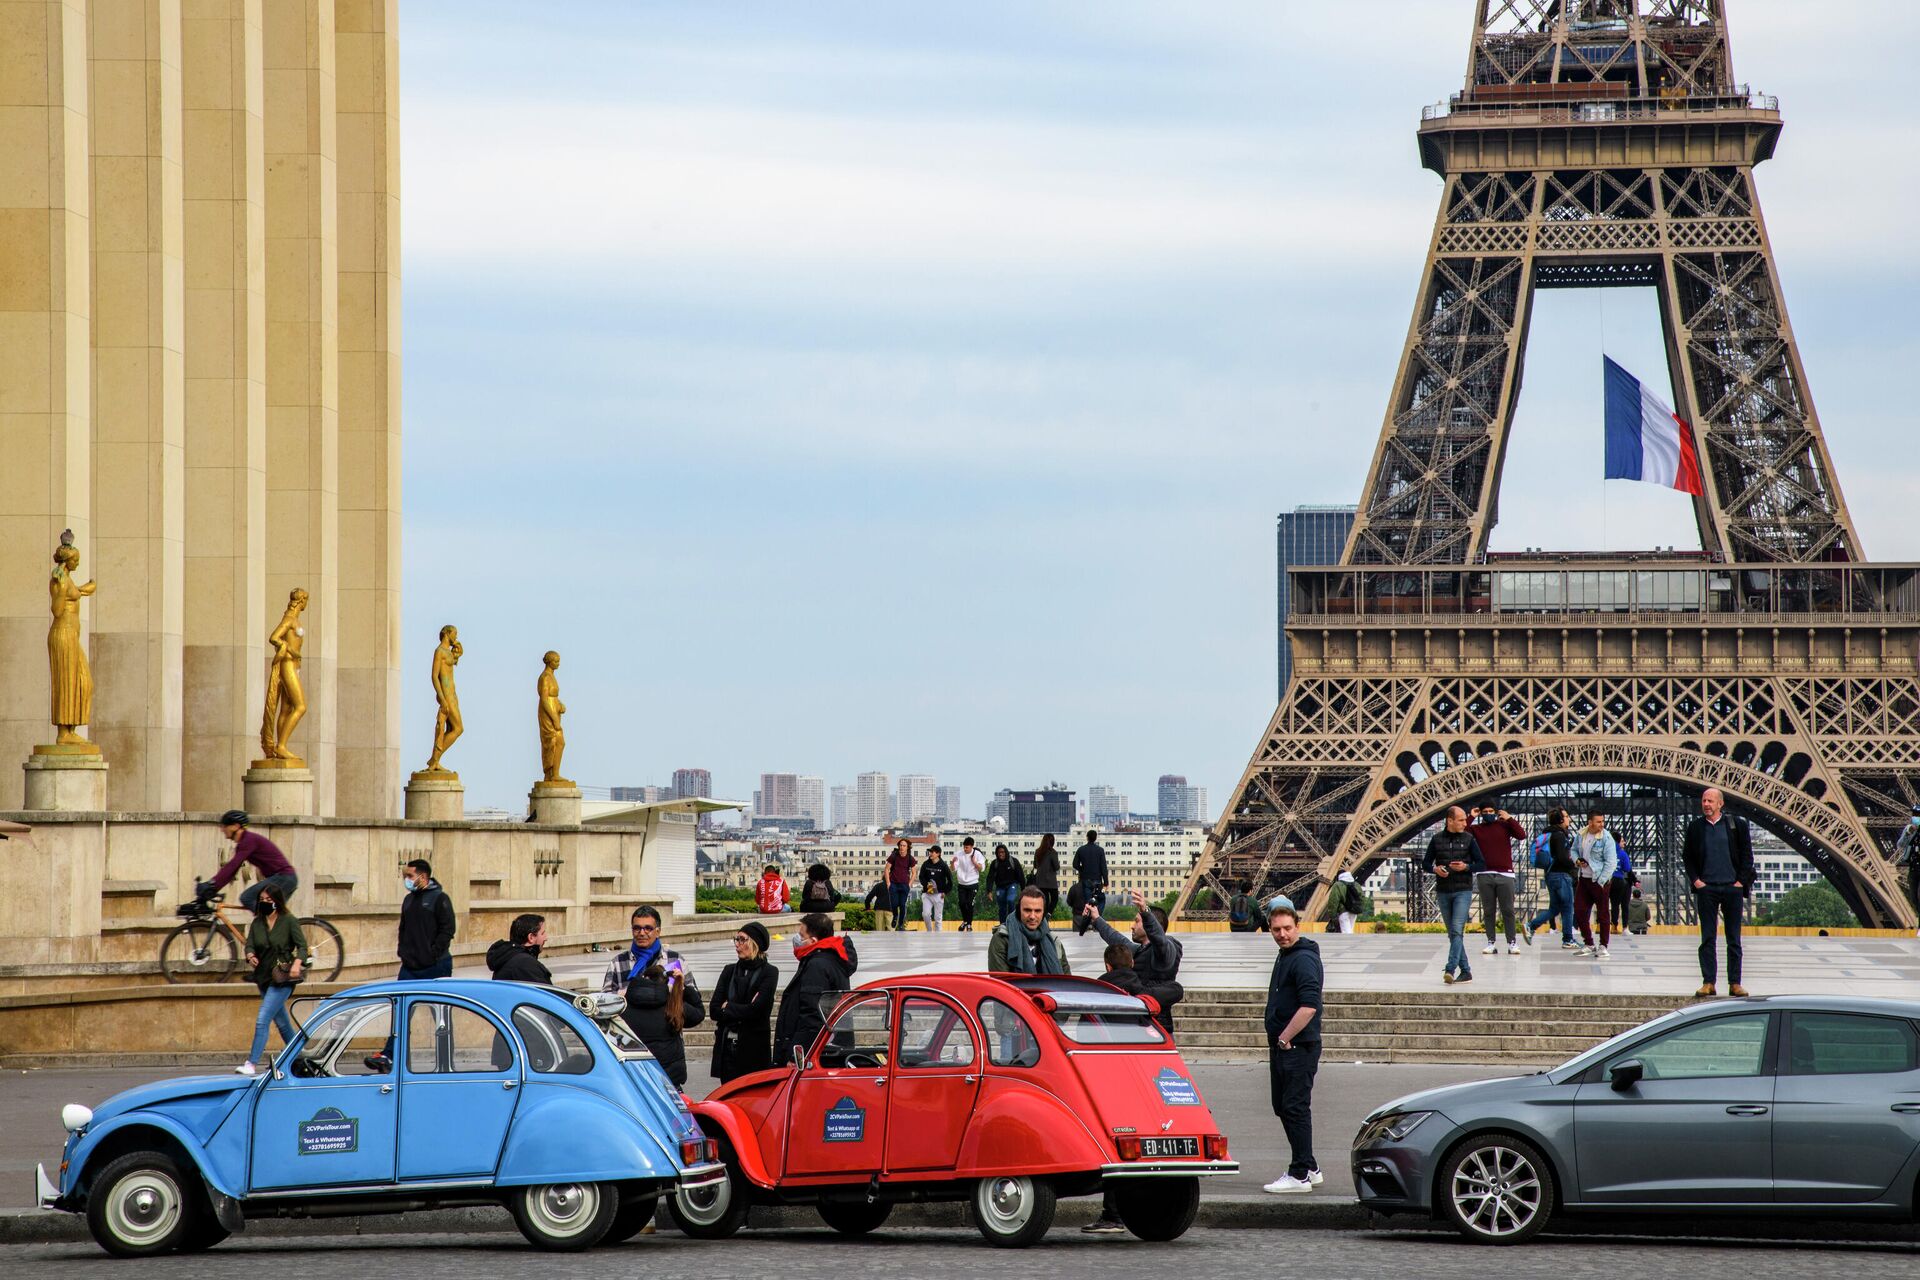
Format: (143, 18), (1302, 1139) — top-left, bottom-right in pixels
(1603, 356), (1704, 496)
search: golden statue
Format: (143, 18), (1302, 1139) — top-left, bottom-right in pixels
(424, 625), (463, 771)
(46, 531), (98, 750)
(258, 589), (310, 764)
(536, 650), (572, 785)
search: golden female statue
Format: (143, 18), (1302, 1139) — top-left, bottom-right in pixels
(537, 650), (571, 785)
(424, 625), (464, 771)
(259, 589), (310, 763)
(47, 531), (97, 747)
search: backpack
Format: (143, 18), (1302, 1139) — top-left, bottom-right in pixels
(1530, 832), (1553, 870)
(1228, 892), (1253, 925)
(1323, 881), (1348, 920)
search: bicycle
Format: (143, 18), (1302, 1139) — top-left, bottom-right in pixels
(161, 891), (345, 984)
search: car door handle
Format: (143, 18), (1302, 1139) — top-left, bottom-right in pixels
(1891, 1103), (1920, 1114)
(963, 1074), (979, 1084)
(378, 1084), (393, 1095)
(872, 1077), (886, 1087)
(1725, 1104), (1768, 1116)
(503, 1080), (518, 1091)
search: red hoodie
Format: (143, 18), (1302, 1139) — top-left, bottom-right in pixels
(1470, 815), (1527, 874)
(755, 873), (789, 914)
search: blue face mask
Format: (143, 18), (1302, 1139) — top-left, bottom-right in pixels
(403, 877), (422, 893)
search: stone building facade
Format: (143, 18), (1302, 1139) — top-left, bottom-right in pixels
(0, 0), (402, 817)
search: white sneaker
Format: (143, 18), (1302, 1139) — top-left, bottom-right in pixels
(1581, 945), (1596, 957)
(1597, 945), (1610, 959)
(235, 1061), (258, 1076)
(1306, 1169), (1325, 1186)
(1263, 1174), (1314, 1195)
(1507, 942), (1521, 955)
(1482, 943), (1498, 955)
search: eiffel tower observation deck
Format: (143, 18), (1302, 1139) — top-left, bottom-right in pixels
(1179, 1), (1920, 930)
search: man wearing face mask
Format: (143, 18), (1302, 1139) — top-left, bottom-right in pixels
(396, 858), (457, 979)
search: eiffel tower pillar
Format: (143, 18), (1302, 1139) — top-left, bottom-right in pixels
(1180, 0), (1919, 931)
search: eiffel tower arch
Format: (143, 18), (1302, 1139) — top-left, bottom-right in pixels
(1178, 0), (1920, 929)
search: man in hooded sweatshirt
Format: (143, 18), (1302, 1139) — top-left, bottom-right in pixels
(988, 887), (1071, 975)
(1085, 889), (1182, 1029)
(773, 913), (859, 1064)
(487, 913), (552, 983)
(396, 858), (457, 979)
(1262, 903), (1324, 1195)
(1328, 870), (1361, 934)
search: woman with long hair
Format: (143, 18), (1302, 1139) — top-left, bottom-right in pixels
(1031, 832), (1061, 914)
(237, 883), (307, 1076)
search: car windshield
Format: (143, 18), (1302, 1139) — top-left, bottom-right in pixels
(1050, 1009), (1166, 1045)
(1548, 1005), (1695, 1080)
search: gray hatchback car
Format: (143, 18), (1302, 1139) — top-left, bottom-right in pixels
(1352, 995), (1920, 1243)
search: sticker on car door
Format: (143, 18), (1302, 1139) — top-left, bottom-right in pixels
(299, 1107), (359, 1155)
(824, 1096), (866, 1142)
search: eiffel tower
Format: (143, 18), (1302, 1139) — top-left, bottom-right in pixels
(1177, 0), (1920, 929)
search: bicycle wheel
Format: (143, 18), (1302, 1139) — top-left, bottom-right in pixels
(159, 919), (238, 983)
(300, 917), (345, 982)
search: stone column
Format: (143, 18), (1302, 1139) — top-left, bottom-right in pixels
(261, 0), (337, 811)
(529, 782), (582, 826)
(0, 0), (93, 808)
(180, 0), (268, 814)
(332, 0), (400, 819)
(87, 0), (186, 812)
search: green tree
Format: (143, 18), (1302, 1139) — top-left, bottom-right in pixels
(1758, 880), (1858, 928)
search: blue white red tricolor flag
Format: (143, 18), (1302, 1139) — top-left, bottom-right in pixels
(1603, 356), (1704, 496)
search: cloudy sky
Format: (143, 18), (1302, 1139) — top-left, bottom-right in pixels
(397, 1), (1920, 816)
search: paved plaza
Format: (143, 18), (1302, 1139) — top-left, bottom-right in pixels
(473, 926), (1920, 999)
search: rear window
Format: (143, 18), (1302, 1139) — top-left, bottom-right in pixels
(1050, 1010), (1167, 1046)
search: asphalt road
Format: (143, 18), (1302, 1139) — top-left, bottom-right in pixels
(0, 1060), (1518, 1208)
(7, 1227), (1918, 1278)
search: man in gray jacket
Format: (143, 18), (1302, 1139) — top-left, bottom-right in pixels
(1085, 889), (1183, 1029)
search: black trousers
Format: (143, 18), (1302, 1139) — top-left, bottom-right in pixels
(1696, 885), (1745, 985)
(239, 872), (298, 911)
(1609, 879), (1630, 929)
(956, 884), (978, 925)
(1269, 1041), (1322, 1179)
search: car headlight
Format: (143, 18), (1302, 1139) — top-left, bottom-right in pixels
(1359, 1110), (1433, 1144)
(61, 1104), (92, 1134)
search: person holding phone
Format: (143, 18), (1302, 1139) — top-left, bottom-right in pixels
(1423, 806), (1484, 985)
(601, 905), (706, 1086)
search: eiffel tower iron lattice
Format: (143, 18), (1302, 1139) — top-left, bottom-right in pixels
(1177, 0), (1920, 930)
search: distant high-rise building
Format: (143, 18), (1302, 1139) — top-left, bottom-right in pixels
(987, 789), (1013, 826)
(1088, 785), (1128, 824)
(797, 776), (826, 829)
(1157, 775), (1188, 823)
(935, 785), (963, 822)
(611, 785), (671, 804)
(855, 772), (891, 828)
(1277, 504), (1358, 696)
(672, 767), (712, 800)
(1186, 786), (1210, 824)
(1009, 784), (1075, 835)
(758, 773), (801, 817)
(897, 774), (937, 824)
(830, 785), (853, 829)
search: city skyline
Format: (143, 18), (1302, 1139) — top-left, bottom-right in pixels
(398, 3), (1920, 817)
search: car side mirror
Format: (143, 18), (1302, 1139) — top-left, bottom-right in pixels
(1609, 1059), (1644, 1092)
(791, 1043), (809, 1071)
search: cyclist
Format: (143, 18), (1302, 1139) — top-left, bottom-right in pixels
(202, 809), (298, 911)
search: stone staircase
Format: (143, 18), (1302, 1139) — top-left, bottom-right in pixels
(671, 988), (1692, 1068)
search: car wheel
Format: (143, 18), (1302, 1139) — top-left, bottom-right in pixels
(817, 1198), (892, 1236)
(668, 1149), (749, 1240)
(1111, 1176), (1199, 1242)
(85, 1152), (196, 1257)
(970, 1175), (1056, 1248)
(1438, 1133), (1555, 1245)
(603, 1192), (659, 1244)
(509, 1182), (617, 1251)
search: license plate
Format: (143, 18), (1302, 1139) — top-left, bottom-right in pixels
(1138, 1136), (1198, 1158)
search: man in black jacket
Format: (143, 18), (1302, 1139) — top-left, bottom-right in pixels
(1262, 904), (1324, 1195)
(1086, 889), (1183, 1030)
(1423, 806), (1484, 985)
(773, 914), (859, 1064)
(1681, 788), (1756, 997)
(1071, 830), (1109, 935)
(396, 858), (456, 979)
(486, 914), (551, 983)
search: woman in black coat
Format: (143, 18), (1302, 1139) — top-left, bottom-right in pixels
(710, 921), (778, 1083)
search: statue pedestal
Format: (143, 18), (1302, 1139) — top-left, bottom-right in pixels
(405, 770), (465, 821)
(528, 782), (581, 825)
(23, 747), (108, 811)
(244, 760), (315, 817)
